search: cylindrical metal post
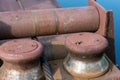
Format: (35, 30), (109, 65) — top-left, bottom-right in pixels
(0, 6), (99, 39)
(63, 32), (109, 78)
(0, 39), (44, 80)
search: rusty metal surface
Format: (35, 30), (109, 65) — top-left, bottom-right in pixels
(24, 0), (61, 9)
(0, 39), (44, 80)
(0, 0), (115, 62)
(0, 31), (115, 63)
(89, 0), (107, 36)
(0, 0), (20, 11)
(0, 0), (64, 61)
(2, 32), (111, 61)
(0, 6), (99, 39)
(34, 0), (115, 63)
(0, 0), (115, 63)
(0, 34), (68, 61)
(0, 0), (60, 12)
(39, 0), (115, 63)
(0, 0), (118, 79)
(65, 32), (108, 59)
(0, 39), (43, 62)
(88, 0), (115, 63)
(63, 32), (109, 78)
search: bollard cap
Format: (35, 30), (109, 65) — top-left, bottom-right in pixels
(0, 39), (43, 63)
(65, 32), (108, 59)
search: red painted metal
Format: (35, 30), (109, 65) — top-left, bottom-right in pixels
(64, 32), (109, 78)
(88, 0), (115, 63)
(37, 0), (115, 63)
(0, 6), (99, 39)
(0, 39), (43, 80)
(0, 0), (60, 11)
(65, 32), (108, 59)
(0, 0), (118, 79)
(0, 0), (115, 63)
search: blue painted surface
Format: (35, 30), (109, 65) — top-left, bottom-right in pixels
(57, 0), (87, 7)
(57, 0), (120, 66)
(97, 0), (120, 67)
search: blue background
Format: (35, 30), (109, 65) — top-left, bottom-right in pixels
(57, 0), (120, 66)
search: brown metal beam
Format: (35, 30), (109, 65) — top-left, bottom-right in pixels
(0, 6), (99, 39)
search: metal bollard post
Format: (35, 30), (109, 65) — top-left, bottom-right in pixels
(63, 32), (109, 79)
(0, 39), (44, 80)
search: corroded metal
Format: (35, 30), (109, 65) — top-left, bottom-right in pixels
(0, 0), (115, 63)
(0, 0), (60, 12)
(0, 0), (118, 79)
(63, 32), (109, 79)
(0, 39), (44, 80)
(0, 6), (99, 39)
(88, 0), (116, 64)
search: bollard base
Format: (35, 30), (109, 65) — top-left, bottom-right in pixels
(49, 59), (120, 80)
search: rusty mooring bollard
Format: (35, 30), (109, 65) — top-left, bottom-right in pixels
(63, 32), (109, 79)
(0, 39), (44, 80)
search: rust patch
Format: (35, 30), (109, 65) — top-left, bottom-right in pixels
(0, 39), (43, 80)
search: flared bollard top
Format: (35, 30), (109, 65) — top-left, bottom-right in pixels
(65, 32), (108, 59)
(0, 39), (43, 63)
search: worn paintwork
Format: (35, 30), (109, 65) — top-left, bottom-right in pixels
(0, 6), (99, 39)
(0, 0), (118, 80)
(63, 32), (109, 78)
(0, 39), (43, 80)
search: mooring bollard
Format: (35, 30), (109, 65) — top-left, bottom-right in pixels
(63, 32), (109, 79)
(0, 39), (44, 80)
